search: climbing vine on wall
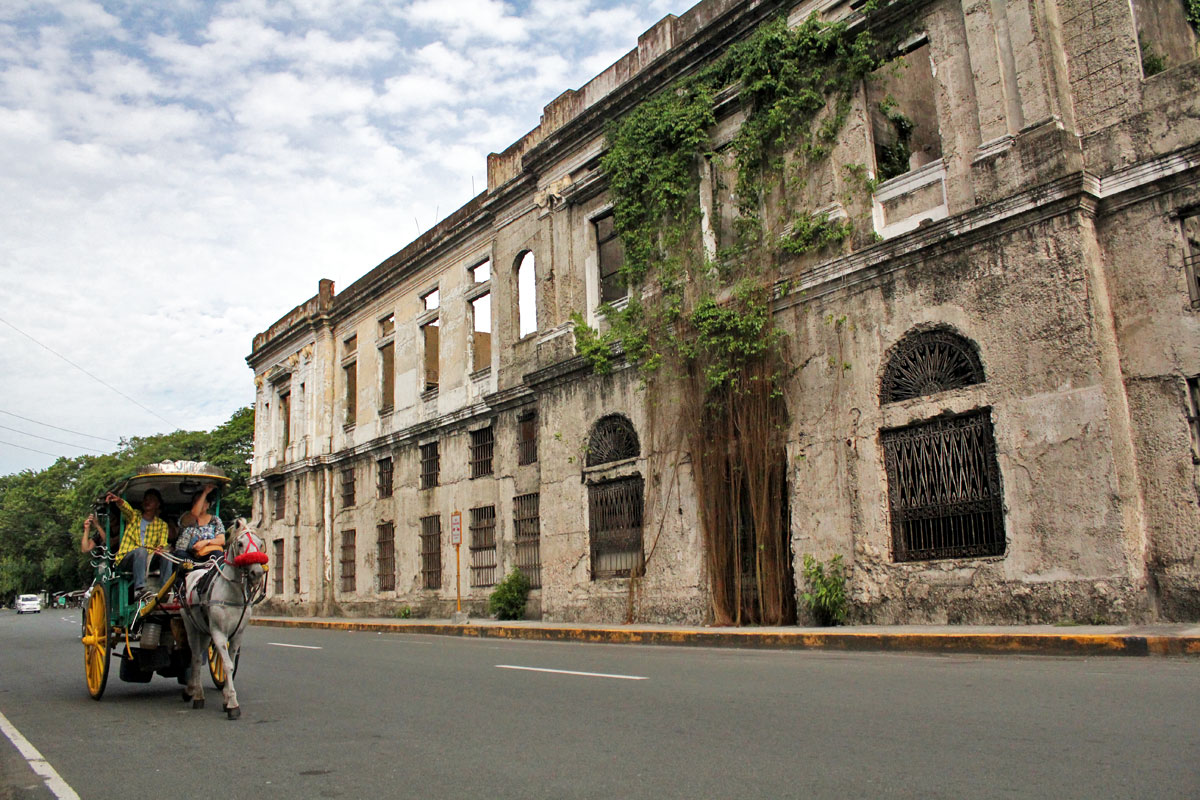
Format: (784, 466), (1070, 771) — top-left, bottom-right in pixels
(573, 8), (885, 625)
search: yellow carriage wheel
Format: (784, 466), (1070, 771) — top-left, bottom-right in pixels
(208, 642), (240, 690)
(82, 586), (111, 700)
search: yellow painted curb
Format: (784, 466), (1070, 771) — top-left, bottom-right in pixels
(250, 618), (1200, 657)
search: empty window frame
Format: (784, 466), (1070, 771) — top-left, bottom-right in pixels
(469, 505), (497, 588)
(866, 41), (942, 183)
(420, 441), (440, 489)
(516, 251), (538, 338)
(882, 411), (1005, 562)
(379, 312), (395, 337)
(273, 540), (284, 594)
(272, 482), (286, 521)
(421, 288), (439, 311)
(1187, 376), (1200, 464)
(594, 212), (627, 304)
(470, 259), (491, 283)
(420, 515), (442, 589)
(470, 426), (494, 478)
(279, 390), (291, 451)
(421, 319), (439, 392)
(341, 466), (356, 508)
(377, 456), (394, 498)
(513, 492), (541, 588)
(588, 476), (645, 579)
(471, 292), (491, 373)
(377, 522), (396, 592)
(340, 530), (356, 593)
(379, 341), (395, 413)
(343, 360), (357, 426)
(517, 412), (538, 465)
(1182, 211), (1200, 309)
(292, 537), (301, 594)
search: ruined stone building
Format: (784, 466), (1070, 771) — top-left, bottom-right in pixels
(248, 0), (1200, 624)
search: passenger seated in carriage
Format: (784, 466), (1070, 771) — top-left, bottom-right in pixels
(173, 483), (226, 566)
(106, 489), (171, 602)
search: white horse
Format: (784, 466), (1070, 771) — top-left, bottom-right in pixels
(179, 520), (268, 720)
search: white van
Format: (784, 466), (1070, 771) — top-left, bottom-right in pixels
(15, 594), (40, 613)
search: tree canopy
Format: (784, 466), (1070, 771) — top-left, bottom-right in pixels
(0, 406), (254, 604)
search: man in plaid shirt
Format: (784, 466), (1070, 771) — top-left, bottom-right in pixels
(104, 489), (171, 600)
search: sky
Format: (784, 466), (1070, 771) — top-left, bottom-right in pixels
(0, 0), (694, 476)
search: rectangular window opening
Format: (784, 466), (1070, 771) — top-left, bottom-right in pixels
(867, 42), (942, 183)
(882, 410), (1006, 562)
(273, 539), (284, 595)
(1182, 212), (1200, 309)
(471, 292), (491, 373)
(595, 212), (627, 304)
(422, 320), (439, 392)
(379, 341), (395, 412)
(588, 476), (644, 579)
(279, 391), (291, 451)
(420, 515), (442, 590)
(470, 426), (494, 479)
(292, 537), (301, 594)
(420, 441), (440, 489)
(271, 482), (286, 521)
(379, 313), (395, 337)
(470, 259), (491, 283)
(514, 492), (541, 588)
(341, 466), (356, 509)
(377, 456), (394, 498)
(377, 522), (395, 592)
(340, 530), (356, 593)
(344, 361), (357, 426)
(1187, 376), (1200, 465)
(469, 505), (497, 588)
(421, 288), (439, 311)
(518, 413), (538, 465)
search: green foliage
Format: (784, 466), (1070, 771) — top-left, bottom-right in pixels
(779, 212), (853, 256)
(0, 406), (254, 603)
(488, 569), (531, 621)
(394, 605), (413, 619)
(874, 96), (914, 181)
(800, 553), (848, 626)
(1139, 34), (1167, 77)
(1187, 0), (1200, 31)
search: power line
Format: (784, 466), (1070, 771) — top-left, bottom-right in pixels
(0, 315), (176, 428)
(0, 408), (120, 443)
(0, 423), (105, 453)
(0, 438), (69, 459)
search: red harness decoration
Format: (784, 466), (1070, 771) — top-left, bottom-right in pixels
(228, 532), (269, 567)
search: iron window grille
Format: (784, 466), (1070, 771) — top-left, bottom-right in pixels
(586, 415), (640, 466)
(588, 476), (644, 579)
(376, 522), (395, 592)
(420, 515), (442, 590)
(340, 530), (356, 593)
(469, 506), (497, 588)
(377, 457), (394, 498)
(517, 413), (537, 465)
(882, 410), (1005, 562)
(273, 539), (284, 594)
(420, 442), (439, 489)
(470, 426), (494, 478)
(881, 329), (985, 404)
(513, 493), (541, 588)
(341, 467), (355, 508)
(292, 538), (301, 594)
(272, 482), (286, 521)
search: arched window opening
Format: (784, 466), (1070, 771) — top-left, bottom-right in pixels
(586, 414), (639, 466)
(880, 328), (984, 404)
(516, 251), (537, 338)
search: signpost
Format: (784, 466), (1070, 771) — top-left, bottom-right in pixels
(450, 511), (462, 616)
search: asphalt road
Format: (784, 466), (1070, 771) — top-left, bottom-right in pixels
(1, 609), (1198, 800)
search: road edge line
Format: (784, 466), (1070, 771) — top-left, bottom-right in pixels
(0, 709), (81, 800)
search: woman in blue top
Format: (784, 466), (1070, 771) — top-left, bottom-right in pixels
(174, 484), (226, 562)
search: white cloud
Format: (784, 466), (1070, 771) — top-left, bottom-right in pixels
(0, 0), (697, 475)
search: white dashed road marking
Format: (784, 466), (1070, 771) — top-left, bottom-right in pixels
(496, 665), (647, 680)
(267, 642), (322, 650)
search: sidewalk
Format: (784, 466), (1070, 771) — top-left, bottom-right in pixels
(252, 615), (1200, 657)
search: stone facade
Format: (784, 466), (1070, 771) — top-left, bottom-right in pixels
(247, 0), (1200, 624)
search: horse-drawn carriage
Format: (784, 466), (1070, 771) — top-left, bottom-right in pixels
(81, 460), (268, 718)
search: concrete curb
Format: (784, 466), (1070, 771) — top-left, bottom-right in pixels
(251, 617), (1200, 657)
